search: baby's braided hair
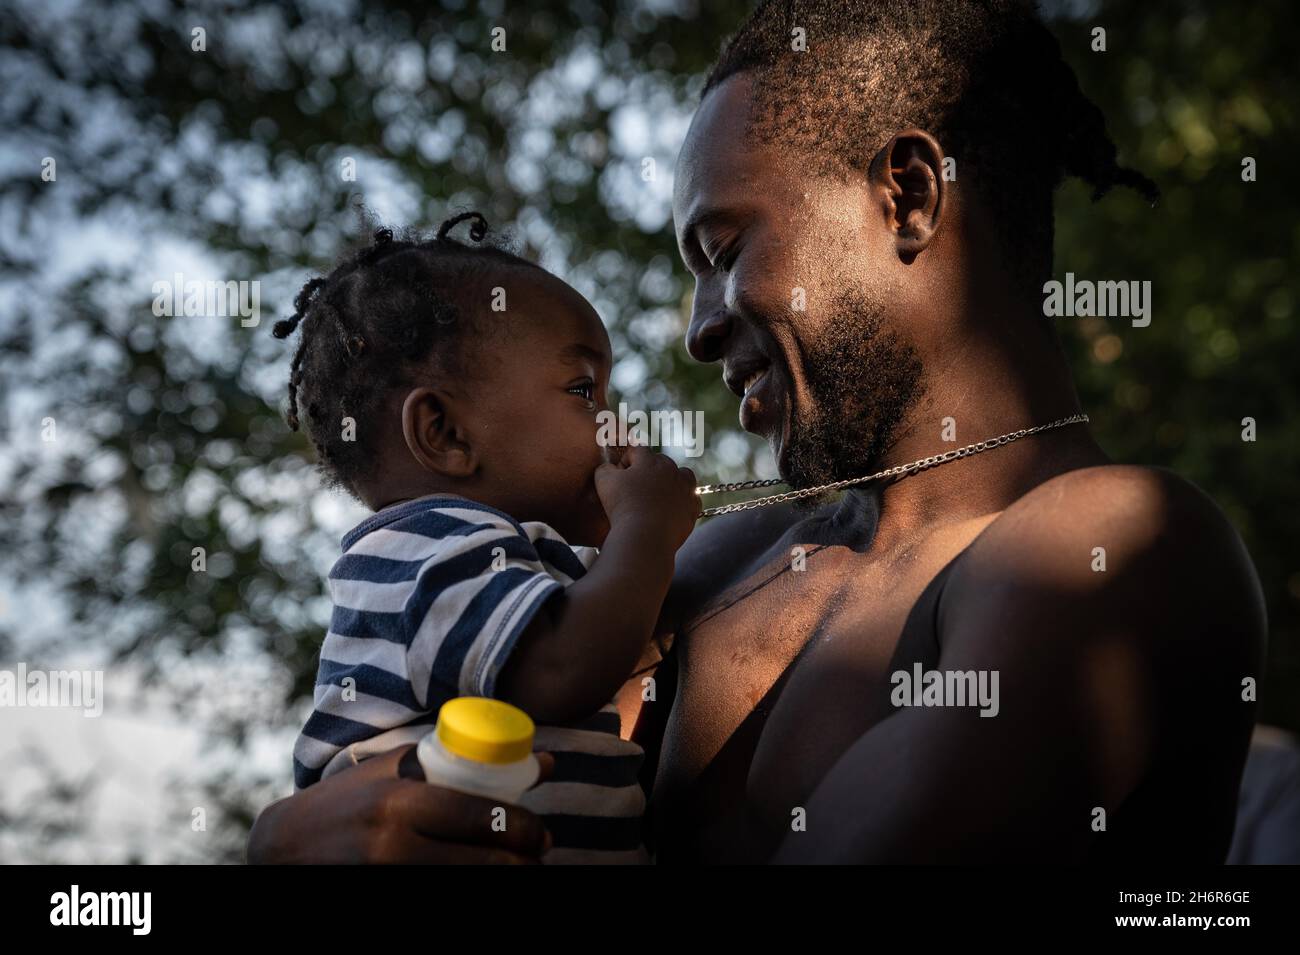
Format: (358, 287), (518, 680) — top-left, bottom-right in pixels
(272, 212), (539, 499)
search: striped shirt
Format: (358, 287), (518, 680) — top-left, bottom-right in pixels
(292, 495), (647, 864)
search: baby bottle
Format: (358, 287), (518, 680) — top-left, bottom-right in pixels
(417, 697), (541, 803)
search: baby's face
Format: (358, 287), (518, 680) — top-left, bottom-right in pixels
(455, 269), (615, 545)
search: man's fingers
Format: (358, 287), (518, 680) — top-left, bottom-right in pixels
(396, 744), (426, 781)
(362, 743), (420, 779)
(388, 777), (550, 856)
(371, 743), (550, 860)
(533, 751), (556, 786)
(372, 835), (542, 865)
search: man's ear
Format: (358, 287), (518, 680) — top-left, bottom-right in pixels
(400, 386), (476, 479)
(869, 128), (945, 261)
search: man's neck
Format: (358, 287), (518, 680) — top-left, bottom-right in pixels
(844, 317), (1109, 547)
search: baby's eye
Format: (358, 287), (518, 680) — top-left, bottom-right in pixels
(567, 381), (595, 403)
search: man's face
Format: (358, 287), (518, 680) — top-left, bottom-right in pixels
(673, 74), (925, 492)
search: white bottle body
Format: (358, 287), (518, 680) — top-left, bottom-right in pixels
(417, 729), (540, 803)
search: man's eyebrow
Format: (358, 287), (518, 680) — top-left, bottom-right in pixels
(558, 342), (609, 365)
(679, 206), (752, 271)
(681, 207), (735, 246)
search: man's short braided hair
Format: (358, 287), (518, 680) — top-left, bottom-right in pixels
(705, 0), (1158, 290)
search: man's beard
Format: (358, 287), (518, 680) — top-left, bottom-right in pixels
(781, 287), (925, 506)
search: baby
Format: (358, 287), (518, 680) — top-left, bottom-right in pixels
(274, 214), (699, 863)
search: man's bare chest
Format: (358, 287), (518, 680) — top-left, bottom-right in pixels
(650, 518), (996, 861)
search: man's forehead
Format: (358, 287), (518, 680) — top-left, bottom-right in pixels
(674, 74), (805, 234)
(675, 76), (761, 218)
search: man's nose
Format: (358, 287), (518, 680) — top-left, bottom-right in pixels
(685, 303), (733, 364)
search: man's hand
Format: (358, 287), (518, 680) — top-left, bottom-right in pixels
(248, 746), (554, 864)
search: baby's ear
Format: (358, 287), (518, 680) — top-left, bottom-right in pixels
(401, 386), (476, 478)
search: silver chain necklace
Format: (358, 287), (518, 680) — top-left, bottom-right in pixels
(694, 413), (1089, 517)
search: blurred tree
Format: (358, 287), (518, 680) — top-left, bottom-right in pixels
(1051, 2), (1299, 731)
(0, 0), (1295, 861)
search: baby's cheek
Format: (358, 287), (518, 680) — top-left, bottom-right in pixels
(587, 415), (614, 465)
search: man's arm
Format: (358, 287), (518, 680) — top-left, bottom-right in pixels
(771, 466), (1266, 863)
(248, 746), (554, 864)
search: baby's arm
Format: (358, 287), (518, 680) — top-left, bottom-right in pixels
(496, 445), (699, 724)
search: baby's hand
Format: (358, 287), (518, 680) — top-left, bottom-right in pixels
(594, 444), (700, 549)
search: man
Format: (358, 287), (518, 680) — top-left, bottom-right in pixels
(248, 0), (1264, 864)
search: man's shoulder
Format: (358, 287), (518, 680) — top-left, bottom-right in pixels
(948, 464), (1265, 650)
(986, 464), (1242, 560)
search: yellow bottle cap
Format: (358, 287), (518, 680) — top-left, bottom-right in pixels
(436, 697), (535, 764)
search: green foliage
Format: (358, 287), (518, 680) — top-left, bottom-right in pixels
(1052, 3), (1299, 729)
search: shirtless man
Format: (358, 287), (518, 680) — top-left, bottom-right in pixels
(248, 0), (1265, 864)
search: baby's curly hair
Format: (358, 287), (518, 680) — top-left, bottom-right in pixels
(273, 212), (540, 499)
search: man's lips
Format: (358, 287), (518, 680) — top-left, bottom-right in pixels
(723, 358), (770, 400)
(723, 360), (782, 443)
(738, 367), (777, 435)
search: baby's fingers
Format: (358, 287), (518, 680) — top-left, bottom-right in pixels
(620, 443), (656, 468)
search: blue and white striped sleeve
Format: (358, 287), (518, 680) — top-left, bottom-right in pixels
(346, 502), (566, 702)
(405, 505), (567, 703)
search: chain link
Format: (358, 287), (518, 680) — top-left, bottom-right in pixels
(694, 414), (1089, 517)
